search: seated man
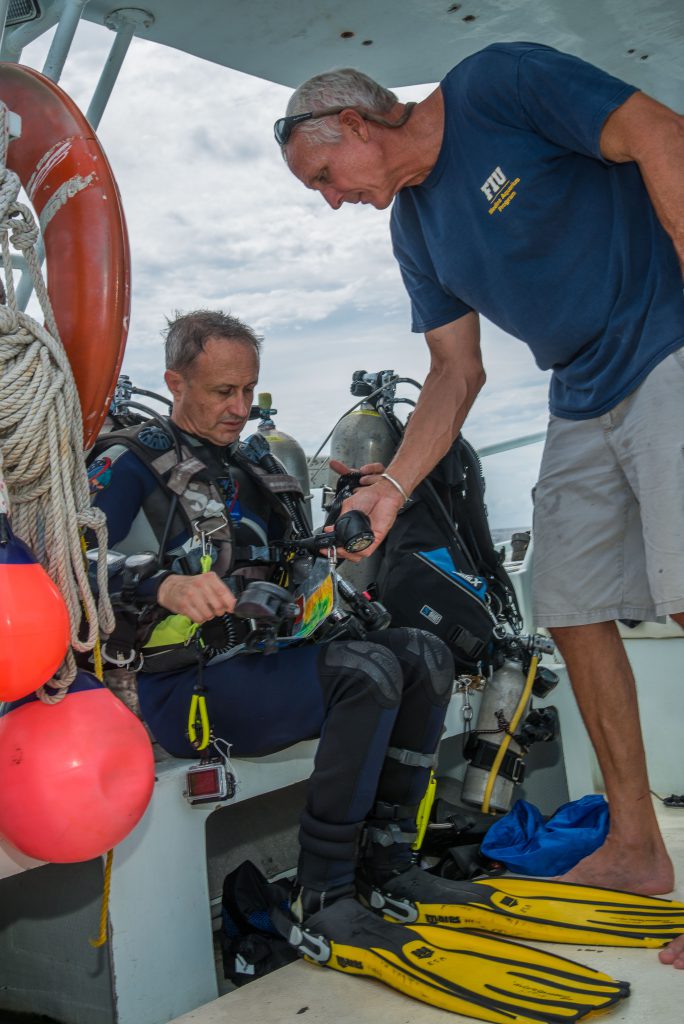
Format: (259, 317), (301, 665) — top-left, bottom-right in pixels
(90, 308), (454, 921)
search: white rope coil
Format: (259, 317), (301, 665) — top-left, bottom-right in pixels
(0, 103), (115, 702)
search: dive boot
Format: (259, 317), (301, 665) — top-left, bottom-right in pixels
(362, 865), (684, 947)
(277, 895), (629, 1024)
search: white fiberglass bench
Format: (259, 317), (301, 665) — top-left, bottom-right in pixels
(0, 736), (320, 1024)
(0, 695), (473, 1024)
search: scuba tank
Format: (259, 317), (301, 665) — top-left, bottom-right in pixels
(461, 638), (559, 814)
(327, 371), (397, 591)
(256, 392), (313, 529)
(327, 372), (398, 482)
(461, 659), (532, 814)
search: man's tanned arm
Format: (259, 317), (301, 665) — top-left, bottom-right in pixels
(601, 91), (684, 274)
(341, 311), (485, 552)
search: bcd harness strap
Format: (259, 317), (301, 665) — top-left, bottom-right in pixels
(366, 751), (439, 849)
(463, 733), (526, 785)
(91, 418), (301, 576)
(92, 419), (305, 691)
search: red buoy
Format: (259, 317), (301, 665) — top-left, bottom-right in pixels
(0, 673), (155, 862)
(0, 516), (70, 700)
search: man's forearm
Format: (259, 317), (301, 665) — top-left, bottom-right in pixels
(386, 373), (472, 494)
(386, 344), (485, 495)
(338, 313), (484, 552)
(638, 143), (684, 275)
(602, 92), (684, 274)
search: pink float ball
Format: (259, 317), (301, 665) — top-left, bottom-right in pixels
(0, 673), (155, 862)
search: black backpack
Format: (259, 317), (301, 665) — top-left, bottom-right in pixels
(375, 435), (522, 674)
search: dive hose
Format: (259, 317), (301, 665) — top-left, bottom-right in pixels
(480, 655), (538, 814)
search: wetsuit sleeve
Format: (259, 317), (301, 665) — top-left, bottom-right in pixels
(90, 447), (156, 546)
(461, 43), (638, 161)
(390, 199), (474, 334)
(89, 446), (170, 603)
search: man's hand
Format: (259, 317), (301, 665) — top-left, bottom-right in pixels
(335, 476), (405, 560)
(329, 458), (386, 484)
(157, 572), (237, 622)
(327, 458), (402, 558)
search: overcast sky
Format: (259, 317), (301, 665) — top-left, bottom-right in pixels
(21, 20), (551, 529)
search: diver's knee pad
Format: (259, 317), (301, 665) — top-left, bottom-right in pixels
(319, 640), (403, 709)
(384, 627), (454, 704)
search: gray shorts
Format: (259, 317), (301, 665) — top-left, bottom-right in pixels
(532, 347), (684, 627)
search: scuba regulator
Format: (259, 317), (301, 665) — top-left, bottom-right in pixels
(231, 508), (382, 653)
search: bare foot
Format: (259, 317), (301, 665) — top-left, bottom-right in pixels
(658, 934), (684, 969)
(558, 834), (675, 896)
(559, 838), (684, 969)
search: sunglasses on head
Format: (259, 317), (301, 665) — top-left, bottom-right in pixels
(273, 106), (350, 146)
(273, 102), (416, 146)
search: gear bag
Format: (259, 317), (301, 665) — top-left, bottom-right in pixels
(220, 860), (297, 986)
(375, 437), (521, 674)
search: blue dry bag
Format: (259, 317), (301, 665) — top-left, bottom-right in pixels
(480, 795), (610, 876)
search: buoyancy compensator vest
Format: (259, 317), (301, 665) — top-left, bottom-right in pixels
(323, 369), (521, 673)
(375, 434), (522, 675)
(89, 418), (303, 573)
(88, 418), (308, 670)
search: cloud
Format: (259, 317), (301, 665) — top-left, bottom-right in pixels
(20, 20), (551, 529)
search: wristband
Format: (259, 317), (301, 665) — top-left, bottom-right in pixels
(381, 472), (410, 503)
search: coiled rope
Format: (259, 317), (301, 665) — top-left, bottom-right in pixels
(0, 103), (114, 701)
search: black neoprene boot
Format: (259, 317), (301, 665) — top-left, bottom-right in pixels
(360, 798), (420, 885)
(290, 880), (357, 924)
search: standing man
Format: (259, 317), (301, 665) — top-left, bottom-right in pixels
(276, 43), (684, 967)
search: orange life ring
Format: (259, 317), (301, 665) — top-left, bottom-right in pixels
(0, 63), (130, 449)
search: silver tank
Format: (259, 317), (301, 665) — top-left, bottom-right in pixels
(257, 392), (313, 529)
(461, 659), (531, 813)
(327, 400), (397, 591)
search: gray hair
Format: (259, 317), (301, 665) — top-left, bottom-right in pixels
(285, 67), (398, 145)
(164, 309), (262, 373)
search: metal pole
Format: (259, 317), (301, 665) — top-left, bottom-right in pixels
(15, 243), (44, 312)
(16, 0), (91, 311)
(1, 5), (61, 63)
(41, 0), (91, 84)
(0, 0), (10, 54)
(16, 6), (154, 311)
(477, 432), (547, 459)
(86, 8), (155, 130)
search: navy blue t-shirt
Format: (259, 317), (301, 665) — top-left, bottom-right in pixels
(391, 42), (684, 418)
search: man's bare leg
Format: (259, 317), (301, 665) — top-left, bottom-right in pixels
(655, 611), (684, 968)
(549, 619), (674, 895)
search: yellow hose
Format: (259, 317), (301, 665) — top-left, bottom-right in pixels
(481, 655), (538, 814)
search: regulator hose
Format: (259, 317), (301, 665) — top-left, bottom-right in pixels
(241, 434), (310, 539)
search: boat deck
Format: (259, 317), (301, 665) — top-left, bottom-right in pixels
(169, 800), (684, 1024)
